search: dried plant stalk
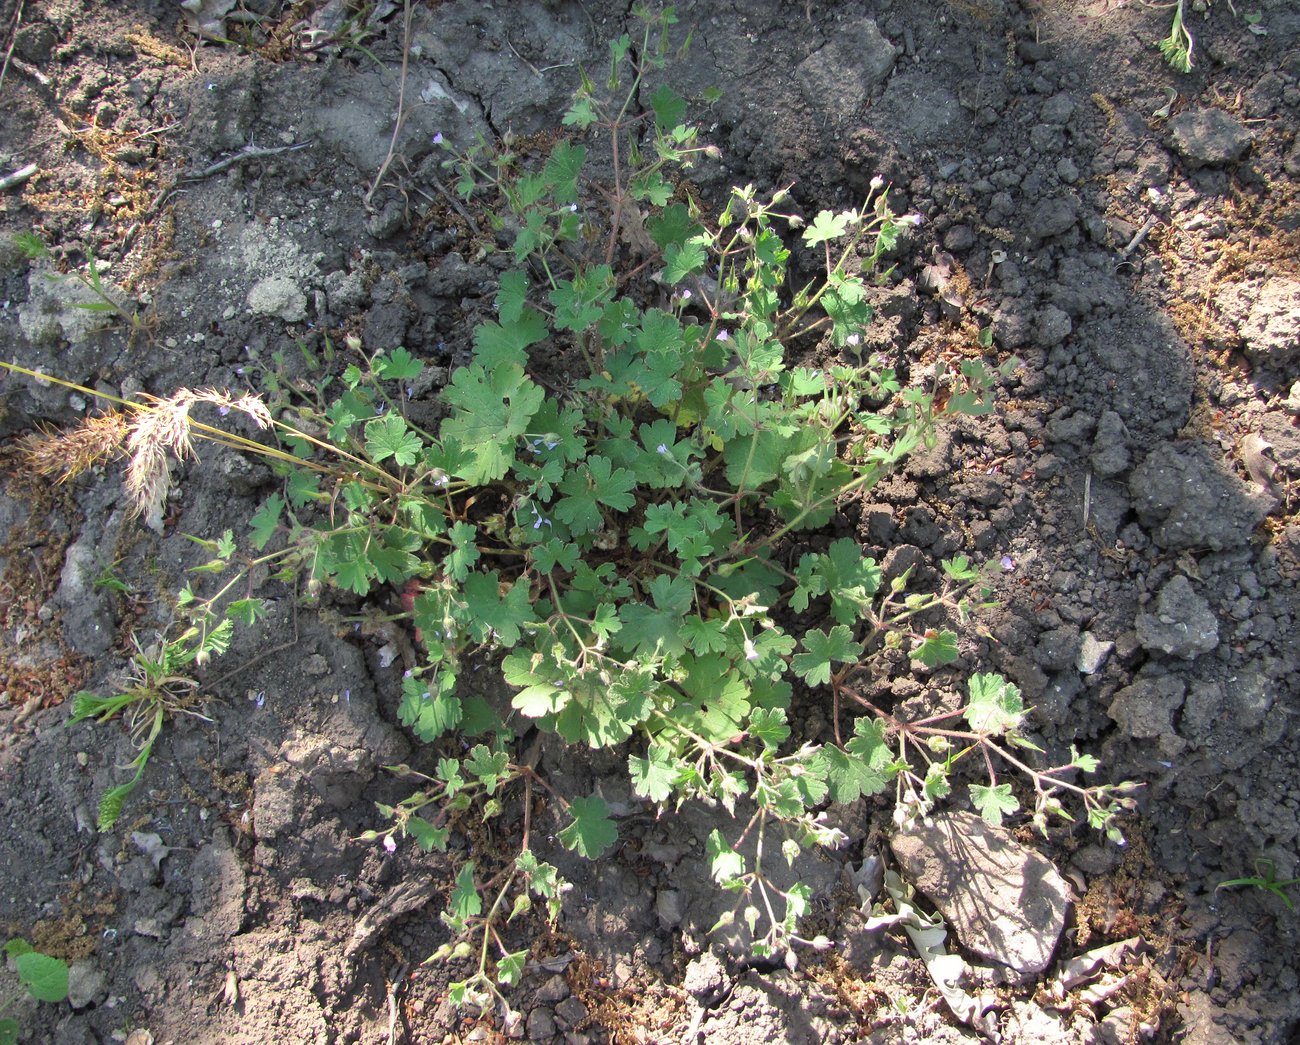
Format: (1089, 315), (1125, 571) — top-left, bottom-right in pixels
(21, 388), (273, 525)
(21, 411), (131, 482)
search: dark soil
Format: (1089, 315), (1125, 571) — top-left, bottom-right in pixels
(1, 1), (1298, 1043)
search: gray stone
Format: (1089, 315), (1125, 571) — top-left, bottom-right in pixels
(1107, 670), (1185, 748)
(797, 21), (897, 124)
(1240, 277), (1300, 365)
(18, 264), (128, 346)
(252, 767), (300, 841)
(1026, 197), (1077, 241)
(1089, 410), (1131, 478)
(553, 995), (589, 1029)
(1040, 93), (1076, 126)
(526, 1008), (557, 1039)
(1076, 633), (1114, 675)
(1033, 305), (1073, 347)
(323, 268), (367, 313)
(992, 299), (1033, 348)
(655, 887), (685, 929)
(1135, 575), (1219, 659)
(682, 951), (728, 1000)
(890, 812), (1070, 976)
(66, 959), (107, 1009)
(535, 973), (570, 1003)
(1130, 443), (1271, 550)
(366, 199), (406, 240)
(281, 733), (376, 809)
(247, 275), (308, 322)
(1035, 624), (1081, 672)
(943, 224), (975, 252)
(1168, 109), (1252, 168)
(55, 522), (117, 656)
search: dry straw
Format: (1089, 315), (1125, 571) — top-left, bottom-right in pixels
(22, 387), (273, 524)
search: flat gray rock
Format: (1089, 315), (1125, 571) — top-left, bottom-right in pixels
(890, 811), (1069, 976)
(1136, 575), (1219, 659)
(1242, 277), (1300, 365)
(1168, 108), (1252, 168)
(1130, 443), (1271, 550)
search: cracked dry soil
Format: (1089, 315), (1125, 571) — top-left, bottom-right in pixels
(1, 1), (1299, 1043)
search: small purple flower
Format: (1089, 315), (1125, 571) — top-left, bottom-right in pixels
(744, 638), (759, 662)
(383, 835), (397, 853)
(432, 132), (444, 145)
(656, 443), (669, 455)
(680, 288), (692, 301)
(217, 405), (230, 416)
(715, 329), (730, 342)
(1000, 555), (1016, 572)
(845, 332), (861, 347)
(255, 691), (266, 709)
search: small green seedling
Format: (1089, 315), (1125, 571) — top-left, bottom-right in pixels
(12, 231), (148, 340)
(1158, 0), (1194, 73)
(1218, 859), (1300, 910)
(0, 939), (70, 1045)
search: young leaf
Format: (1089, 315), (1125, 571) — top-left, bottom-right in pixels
(970, 783), (1019, 827)
(791, 625), (863, 687)
(911, 629), (959, 667)
(815, 717), (893, 801)
(563, 96), (598, 129)
(365, 413), (423, 467)
(248, 493), (284, 551)
(497, 948), (528, 987)
(512, 682), (568, 719)
(496, 270), (529, 324)
(649, 83), (686, 130)
(15, 950), (69, 1003)
(407, 817), (449, 852)
(554, 455), (636, 534)
(398, 673), (462, 741)
(648, 202), (702, 250)
(963, 673), (1024, 735)
(462, 571), (537, 646)
(373, 346), (424, 381)
(543, 140), (586, 204)
(558, 794), (617, 859)
(661, 239), (707, 285)
(748, 706), (790, 751)
(705, 829), (746, 885)
(450, 862), (482, 920)
(628, 743), (677, 802)
(444, 521), (480, 581)
(464, 745), (510, 794)
(473, 309), (548, 371)
(802, 209), (851, 248)
(440, 363), (544, 483)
